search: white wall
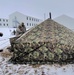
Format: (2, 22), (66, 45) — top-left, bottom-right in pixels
(9, 11), (42, 30)
(54, 15), (74, 31)
(9, 12), (26, 28)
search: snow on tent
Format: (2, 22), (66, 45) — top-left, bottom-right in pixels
(9, 18), (74, 64)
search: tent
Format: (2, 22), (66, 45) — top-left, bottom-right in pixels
(9, 18), (74, 64)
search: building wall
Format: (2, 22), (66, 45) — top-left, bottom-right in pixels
(0, 18), (8, 28)
(9, 11), (42, 30)
(54, 15), (74, 31)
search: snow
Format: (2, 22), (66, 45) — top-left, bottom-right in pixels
(0, 56), (74, 75)
(0, 28), (15, 49)
(0, 28), (74, 75)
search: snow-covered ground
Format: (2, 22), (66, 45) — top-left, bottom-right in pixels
(0, 28), (74, 75)
(0, 56), (74, 75)
(0, 28), (15, 49)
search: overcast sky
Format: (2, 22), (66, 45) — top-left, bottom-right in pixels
(0, 0), (74, 20)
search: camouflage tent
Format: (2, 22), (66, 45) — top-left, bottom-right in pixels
(9, 18), (74, 64)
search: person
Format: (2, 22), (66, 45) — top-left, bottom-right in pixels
(13, 30), (16, 35)
(15, 22), (26, 37)
(15, 25), (22, 36)
(8, 22), (26, 52)
(21, 22), (26, 33)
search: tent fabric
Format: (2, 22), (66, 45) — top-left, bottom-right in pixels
(9, 18), (74, 64)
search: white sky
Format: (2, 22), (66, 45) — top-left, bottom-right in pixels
(0, 0), (74, 20)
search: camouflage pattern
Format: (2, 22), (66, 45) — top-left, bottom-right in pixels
(9, 18), (74, 64)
